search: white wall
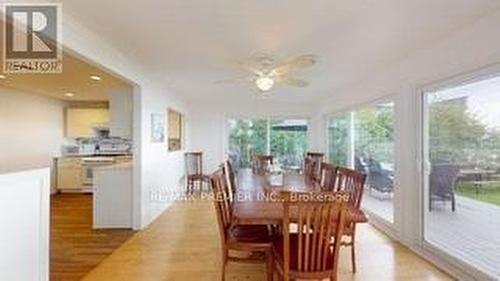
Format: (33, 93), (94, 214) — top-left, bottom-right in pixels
(0, 87), (65, 175)
(317, 8), (500, 281)
(0, 168), (50, 281)
(62, 14), (189, 228)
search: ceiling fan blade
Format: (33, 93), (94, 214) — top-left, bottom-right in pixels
(277, 76), (309, 87)
(214, 76), (252, 84)
(270, 54), (316, 76)
(270, 64), (292, 76)
(287, 54), (316, 68)
(239, 61), (264, 76)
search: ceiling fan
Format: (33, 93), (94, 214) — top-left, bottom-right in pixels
(216, 54), (316, 92)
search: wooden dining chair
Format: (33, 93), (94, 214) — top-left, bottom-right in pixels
(306, 152), (324, 162)
(273, 191), (348, 281)
(332, 167), (367, 273)
(305, 152), (324, 181)
(222, 159), (237, 200)
(319, 162), (337, 191)
(252, 155), (274, 175)
(210, 170), (274, 281)
(185, 152), (210, 193)
(304, 158), (316, 181)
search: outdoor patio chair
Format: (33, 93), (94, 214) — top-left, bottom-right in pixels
(429, 163), (460, 212)
(366, 158), (394, 195)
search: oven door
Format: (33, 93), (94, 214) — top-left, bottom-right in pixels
(81, 165), (94, 187)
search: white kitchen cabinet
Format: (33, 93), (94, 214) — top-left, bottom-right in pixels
(114, 155), (133, 164)
(56, 158), (82, 190)
(65, 108), (109, 138)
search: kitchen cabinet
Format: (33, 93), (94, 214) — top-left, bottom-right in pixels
(56, 157), (82, 190)
(114, 155), (133, 164)
(65, 108), (109, 138)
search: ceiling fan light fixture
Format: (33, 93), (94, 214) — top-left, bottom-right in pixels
(255, 76), (274, 91)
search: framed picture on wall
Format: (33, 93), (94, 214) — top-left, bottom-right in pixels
(167, 108), (183, 151)
(151, 112), (165, 143)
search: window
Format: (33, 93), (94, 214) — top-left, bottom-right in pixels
(327, 113), (350, 166)
(227, 118), (308, 171)
(423, 75), (500, 278)
(168, 108), (183, 151)
(354, 102), (395, 222)
(327, 101), (395, 223)
(227, 118), (268, 168)
(270, 119), (308, 171)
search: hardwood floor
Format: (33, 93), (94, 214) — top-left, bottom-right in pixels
(51, 194), (135, 281)
(82, 196), (454, 281)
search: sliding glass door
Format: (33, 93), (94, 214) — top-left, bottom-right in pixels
(270, 119), (308, 171)
(227, 118), (308, 171)
(227, 118), (267, 168)
(327, 101), (395, 223)
(423, 75), (500, 278)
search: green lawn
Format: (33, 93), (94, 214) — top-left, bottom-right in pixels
(456, 181), (500, 207)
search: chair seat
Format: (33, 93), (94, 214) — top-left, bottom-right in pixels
(273, 234), (334, 271)
(348, 208), (368, 223)
(187, 174), (210, 181)
(228, 225), (272, 246)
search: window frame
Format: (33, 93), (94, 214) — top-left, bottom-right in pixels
(323, 94), (397, 228)
(417, 64), (500, 281)
(223, 114), (312, 166)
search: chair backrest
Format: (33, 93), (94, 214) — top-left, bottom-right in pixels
(303, 158), (318, 181)
(306, 152), (324, 161)
(252, 155), (274, 175)
(366, 158), (383, 175)
(185, 152), (203, 176)
(430, 163), (460, 196)
(210, 170), (232, 243)
(334, 167), (366, 209)
(354, 156), (366, 174)
(305, 152), (324, 180)
(222, 159), (237, 199)
(319, 162), (337, 191)
(281, 191), (348, 279)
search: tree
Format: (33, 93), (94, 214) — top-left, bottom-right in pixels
(354, 105), (394, 163)
(228, 119), (267, 167)
(429, 97), (487, 164)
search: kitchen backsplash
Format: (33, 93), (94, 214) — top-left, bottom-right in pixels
(62, 137), (132, 155)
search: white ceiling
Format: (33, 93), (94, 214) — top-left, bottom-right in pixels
(0, 52), (132, 101)
(61, 0), (500, 104)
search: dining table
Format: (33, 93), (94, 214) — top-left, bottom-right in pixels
(232, 169), (368, 226)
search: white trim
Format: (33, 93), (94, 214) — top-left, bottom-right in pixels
(323, 94), (397, 227)
(419, 62), (500, 94)
(323, 94), (396, 119)
(416, 64), (500, 280)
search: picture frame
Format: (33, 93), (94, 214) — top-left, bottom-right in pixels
(151, 112), (165, 143)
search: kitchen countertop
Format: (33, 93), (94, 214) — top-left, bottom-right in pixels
(55, 153), (133, 158)
(93, 161), (133, 171)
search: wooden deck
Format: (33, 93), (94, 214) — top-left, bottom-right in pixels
(362, 193), (500, 279)
(426, 197), (500, 278)
(50, 194), (135, 281)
